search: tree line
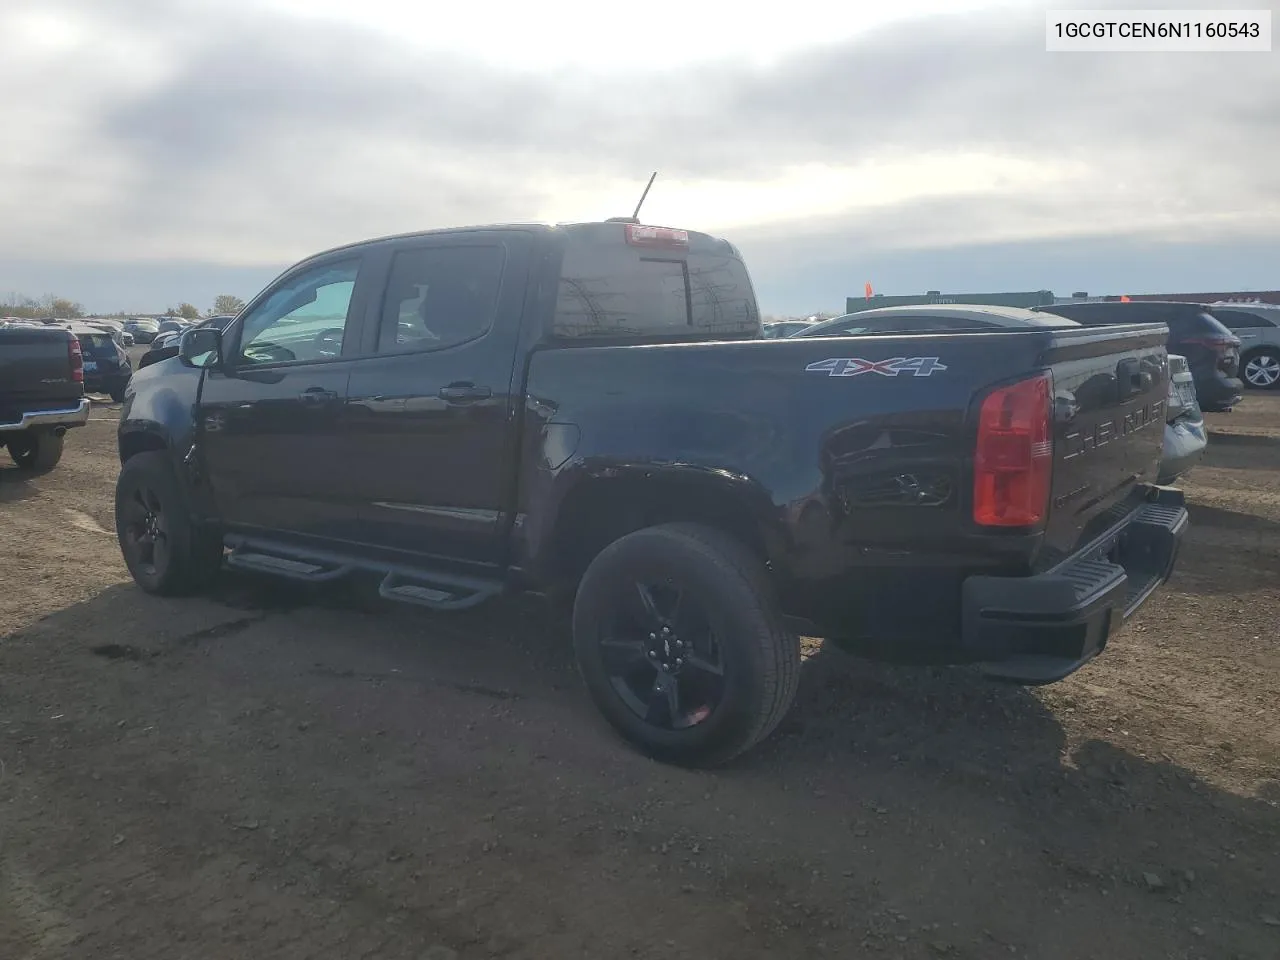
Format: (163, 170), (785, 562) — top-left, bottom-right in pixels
(1, 293), (247, 321)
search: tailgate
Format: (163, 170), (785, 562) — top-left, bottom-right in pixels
(0, 328), (79, 423)
(1038, 323), (1169, 569)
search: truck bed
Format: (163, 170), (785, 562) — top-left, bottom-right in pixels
(521, 321), (1172, 662)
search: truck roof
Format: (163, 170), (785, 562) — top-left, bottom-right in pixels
(294, 221), (738, 268)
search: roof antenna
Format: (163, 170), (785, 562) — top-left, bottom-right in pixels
(607, 171), (658, 224)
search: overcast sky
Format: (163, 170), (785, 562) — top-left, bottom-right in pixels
(2, 0), (1277, 314)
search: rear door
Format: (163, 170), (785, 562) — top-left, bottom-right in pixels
(341, 230), (534, 569)
(1166, 311), (1240, 381)
(79, 332), (122, 384)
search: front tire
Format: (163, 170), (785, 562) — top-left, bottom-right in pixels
(572, 523), (800, 766)
(1243, 348), (1280, 390)
(115, 451), (222, 595)
(8, 430), (64, 473)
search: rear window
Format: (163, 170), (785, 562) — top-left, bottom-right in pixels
(552, 226), (759, 340)
(80, 334), (116, 357)
(1168, 312), (1235, 339)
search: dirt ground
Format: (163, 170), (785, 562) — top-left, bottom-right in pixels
(1, 386), (1278, 960)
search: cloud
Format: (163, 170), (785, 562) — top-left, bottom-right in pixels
(0, 0), (1277, 310)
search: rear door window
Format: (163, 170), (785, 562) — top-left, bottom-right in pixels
(81, 334), (117, 358)
(375, 244), (507, 353)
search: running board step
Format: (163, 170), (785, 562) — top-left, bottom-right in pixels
(378, 572), (502, 611)
(225, 548), (353, 582)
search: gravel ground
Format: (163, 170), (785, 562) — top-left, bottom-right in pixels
(1, 388), (1278, 960)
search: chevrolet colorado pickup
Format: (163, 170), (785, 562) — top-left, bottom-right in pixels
(114, 221), (1188, 764)
(1, 322), (89, 472)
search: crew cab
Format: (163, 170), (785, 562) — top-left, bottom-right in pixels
(114, 221), (1188, 765)
(0, 321), (89, 471)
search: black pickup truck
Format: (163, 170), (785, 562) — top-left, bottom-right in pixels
(0, 322), (89, 472)
(115, 221), (1188, 764)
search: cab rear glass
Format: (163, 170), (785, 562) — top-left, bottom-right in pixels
(552, 224), (760, 340)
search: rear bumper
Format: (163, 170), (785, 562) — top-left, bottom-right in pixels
(84, 372), (131, 393)
(961, 488), (1188, 684)
(1197, 375), (1243, 411)
(0, 398), (91, 434)
(1157, 417), (1207, 484)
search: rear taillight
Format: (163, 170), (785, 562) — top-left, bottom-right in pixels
(624, 224), (689, 249)
(1185, 335), (1241, 373)
(973, 372), (1053, 528)
(68, 336), (84, 383)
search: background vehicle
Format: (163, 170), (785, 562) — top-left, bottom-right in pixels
(82, 318), (133, 347)
(1034, 301), (1243, 412)
(117, 221), (1186, 765)
(1209, 302), (1280, 390)
(65, 322), (133, 402)
(156, 318), (189, 338)
(794, 305), (1206, 483)
(1159, 354), (1206, 483)
(138, 315), (235, 369)
(123, 318), (162, 343)
(791, 303), (1076, 337)
(762, 319), (815, 338)
(0, 322), (88, 472)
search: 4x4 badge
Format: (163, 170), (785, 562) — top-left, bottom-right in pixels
(805, 357), (947, 378)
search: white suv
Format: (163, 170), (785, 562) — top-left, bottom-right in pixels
(1212, 303), (1280, 390)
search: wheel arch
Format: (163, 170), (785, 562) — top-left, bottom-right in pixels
(539, 466), (790, 590)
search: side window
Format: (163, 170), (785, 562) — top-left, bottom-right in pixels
(377, 245), (506, 353)
(1215, 309), (1275, 330)
(238, 259), (360, 365)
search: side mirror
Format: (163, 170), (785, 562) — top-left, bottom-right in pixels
(179, 327), (223, 369)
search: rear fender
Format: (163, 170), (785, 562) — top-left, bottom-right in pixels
(520, 459), (789, 587)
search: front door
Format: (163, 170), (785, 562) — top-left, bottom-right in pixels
(341, 232), (533, 569)
(198, 254), (373, 543)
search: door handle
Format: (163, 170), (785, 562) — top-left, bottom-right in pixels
(299, 387), (338, 404)
(438, 382), (492, 403)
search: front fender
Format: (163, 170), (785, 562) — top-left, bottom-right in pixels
(117, 361), (210, 511)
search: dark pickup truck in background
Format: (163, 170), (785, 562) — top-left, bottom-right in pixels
(0, 322), (88, 472)
(114, 220), (1188, 764)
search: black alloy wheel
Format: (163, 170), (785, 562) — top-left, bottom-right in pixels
(573, 523), (800, 766)
(600, 578), (727, 730)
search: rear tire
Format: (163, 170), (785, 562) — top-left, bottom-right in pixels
(572, 522), (800, 766)
(1242, 348), (1280, 390)
(115, 451), (222, 596)
(8, 430), (64, 473)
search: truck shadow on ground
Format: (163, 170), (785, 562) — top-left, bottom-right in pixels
(7, 577), (1279, 958)
(1202, 429), (1280, 472)
(0, 463), (42, 504)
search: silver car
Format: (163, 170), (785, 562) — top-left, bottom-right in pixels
(1210, 303), (1280, 390)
